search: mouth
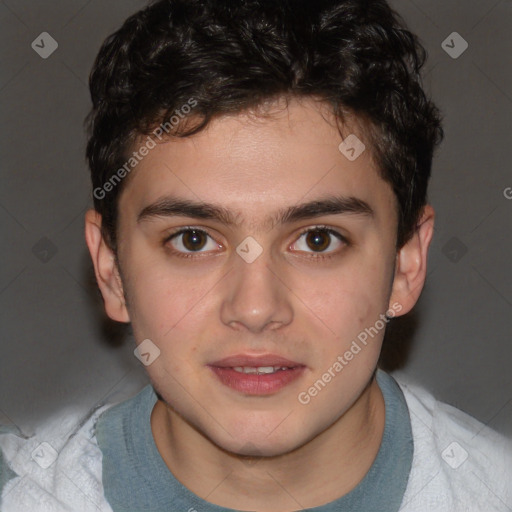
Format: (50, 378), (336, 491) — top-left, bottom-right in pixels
(207, 354), (306, 395)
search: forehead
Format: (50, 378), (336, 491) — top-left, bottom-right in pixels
(117, 97), (397, 229)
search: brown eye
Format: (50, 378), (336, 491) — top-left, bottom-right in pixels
(305, 229), (332, 252)
(291, 227), (347, 256)
(168, 228), (219, 254)
(182, 230), (207, 251)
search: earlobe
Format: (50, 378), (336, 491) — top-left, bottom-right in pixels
(84, 209), (130, 323)
(388, 204), (435, 316)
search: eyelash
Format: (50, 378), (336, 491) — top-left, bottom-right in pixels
(163, 225), (349, 261)
(294, 226), (349, 260)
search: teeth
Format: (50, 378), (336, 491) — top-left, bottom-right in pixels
(232, 366), (290, 374)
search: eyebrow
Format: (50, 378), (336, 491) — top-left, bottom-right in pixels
(137, 194), (374, 229)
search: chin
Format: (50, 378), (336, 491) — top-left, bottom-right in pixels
(224, 437), (301, 459)
(206, 418), (310, 459)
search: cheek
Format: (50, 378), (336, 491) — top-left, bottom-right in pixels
(292, 267), (392, 380)
(123, 247), (211, 329)
(294, 262), (388, 331)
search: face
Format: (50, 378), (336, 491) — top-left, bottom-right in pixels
(108, 98), (401, 456)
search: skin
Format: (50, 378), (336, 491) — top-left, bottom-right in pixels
(85, 96), (434, 511)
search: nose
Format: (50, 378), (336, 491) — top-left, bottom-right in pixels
(219, 248), (293, 333)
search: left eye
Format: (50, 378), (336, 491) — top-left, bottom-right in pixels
(291, 228), (345, 253)
(168, 229), (220, 253)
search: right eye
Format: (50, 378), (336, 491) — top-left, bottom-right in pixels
(165, 227), (222, 256)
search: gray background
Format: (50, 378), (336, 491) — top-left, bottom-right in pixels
(0, 0), (511, 440)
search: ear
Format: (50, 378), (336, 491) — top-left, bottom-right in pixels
(388, 204), (435, 316)
(84, 209), (130, 323)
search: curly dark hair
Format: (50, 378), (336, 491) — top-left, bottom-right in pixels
(85, 0), (443, 253)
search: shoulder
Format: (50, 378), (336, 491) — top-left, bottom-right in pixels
(392, 372), (512, 512)
(0, 385), (156, 512)
(0, 403), (115, 512)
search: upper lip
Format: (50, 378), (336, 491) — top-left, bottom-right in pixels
(209, 354), (304, 368)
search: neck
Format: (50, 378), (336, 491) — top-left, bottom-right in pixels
(151, 376), (385, 512)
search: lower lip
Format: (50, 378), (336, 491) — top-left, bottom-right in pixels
(208, 366), (306, 395)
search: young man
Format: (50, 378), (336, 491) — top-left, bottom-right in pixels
(1, 0), (511, 511)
